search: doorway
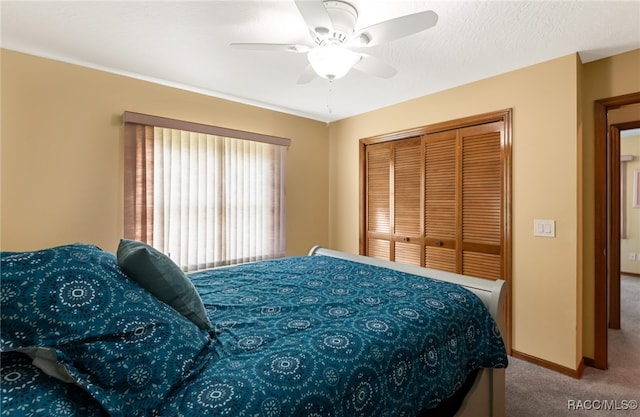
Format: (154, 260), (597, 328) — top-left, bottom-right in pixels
(594, 92), (640, 370)
(610, 119), (640, 331)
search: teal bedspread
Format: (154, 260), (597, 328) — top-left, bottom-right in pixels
(1, 248), (506, 416)
(161, 255), (508, 416)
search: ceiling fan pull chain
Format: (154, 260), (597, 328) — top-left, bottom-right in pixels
(326, 80), (334, 116)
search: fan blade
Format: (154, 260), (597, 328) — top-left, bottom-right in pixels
(230, 43), (310, 53)
(294, 0), (333, 34)
(352, 10), (438, 47)
(352, 54), (397, 79)
(297, 64), (317, 84)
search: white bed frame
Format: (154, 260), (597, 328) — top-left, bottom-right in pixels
(308, 246), (507, 417)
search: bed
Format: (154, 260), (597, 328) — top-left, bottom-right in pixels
(1, 242), (507, 417)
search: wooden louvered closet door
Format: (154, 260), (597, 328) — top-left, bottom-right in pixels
(365, 138), (423, 264)
(362, 118), (507, 282)
(393, 138), (422, 266)
(424, 130), (457, 272)
(365, 142), (391, 260)
(460, 121), (503, 280)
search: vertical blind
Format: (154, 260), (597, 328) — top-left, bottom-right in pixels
(124, 112), (289, 271)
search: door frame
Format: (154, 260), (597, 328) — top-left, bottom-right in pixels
(593, 92), (640, 370)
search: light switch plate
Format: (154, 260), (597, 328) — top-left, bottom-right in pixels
(534, 219), (555, 237)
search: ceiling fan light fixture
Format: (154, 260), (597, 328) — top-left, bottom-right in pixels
(307, 43), (359, 80)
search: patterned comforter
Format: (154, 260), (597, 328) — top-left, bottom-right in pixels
(1, 247), (507, 417)
(159, 255), (508, 416)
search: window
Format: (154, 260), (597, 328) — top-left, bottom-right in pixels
(124, 112), (289, 271)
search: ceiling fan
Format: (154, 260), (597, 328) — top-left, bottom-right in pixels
(231, 0), (438, 83)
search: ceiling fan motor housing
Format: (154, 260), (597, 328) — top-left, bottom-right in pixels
(315, 1), (358, 45)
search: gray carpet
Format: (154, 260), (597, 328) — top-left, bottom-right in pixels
(505, 276), (640, 416)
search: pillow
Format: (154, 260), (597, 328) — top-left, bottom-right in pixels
(116, 239), (212, 330)
(1, 351), (107, 416)
(0, 243), (212, 416)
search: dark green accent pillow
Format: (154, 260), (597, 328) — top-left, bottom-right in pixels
(117, 239), (212, 330)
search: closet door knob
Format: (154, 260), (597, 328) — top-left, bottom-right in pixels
(403, 237), (410, 242)
(435, 241), (443, 247)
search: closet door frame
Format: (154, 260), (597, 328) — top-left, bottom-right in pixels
(359, 109), (512, 351)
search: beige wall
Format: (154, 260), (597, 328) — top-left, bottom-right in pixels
(329, 54), (583, 370)
(0, 49), (329, 255)
(581, 49), (640, 359)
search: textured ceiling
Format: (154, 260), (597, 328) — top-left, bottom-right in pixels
(2, 1), (639, 122)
